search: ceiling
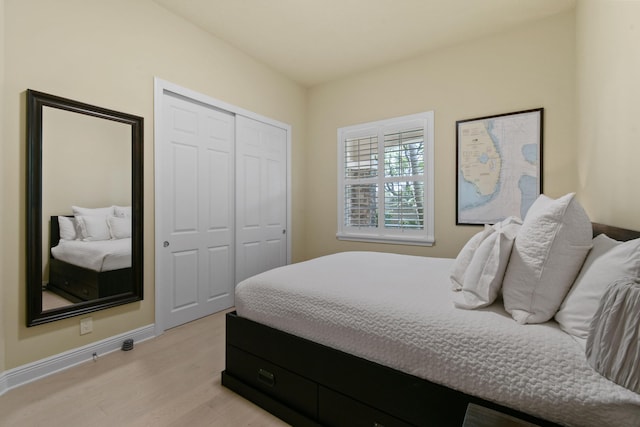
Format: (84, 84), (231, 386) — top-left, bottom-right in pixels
(154, 0), (576, 87)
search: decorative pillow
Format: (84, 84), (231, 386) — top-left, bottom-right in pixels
(114, 205), (132, 219)
(453, 221), (521, 309)
(57, 216), (78, 241)
(450, 217), (522, 292)
(76, 215), (112, 241)
(585, 278), (640, 393)
(502, 193), (593, 324)
(72, 205), (115, 217)
(450, 226), (494, 291)
(107, 215), (132, 239)
(555, 235), (640, 338)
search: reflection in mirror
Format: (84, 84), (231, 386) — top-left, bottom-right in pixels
(42, 108), (132, 310)
(27, 90), (143, 326)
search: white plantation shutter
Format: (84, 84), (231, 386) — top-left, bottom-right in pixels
(337, 112), (434, 245)
(344, 133), (378, 227)
(383, 127), (425, 230)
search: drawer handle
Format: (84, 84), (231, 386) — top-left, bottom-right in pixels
(257, 368), (275, 387)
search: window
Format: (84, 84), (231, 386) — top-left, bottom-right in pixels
(337, 111), (434, 245)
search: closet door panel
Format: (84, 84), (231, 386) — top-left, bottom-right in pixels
(156, 83), (290, 332)
(158, 93), (235, 329)
(236, 116), (287, 284)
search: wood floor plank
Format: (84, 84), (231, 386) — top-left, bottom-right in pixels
(0, 309), (289, 427)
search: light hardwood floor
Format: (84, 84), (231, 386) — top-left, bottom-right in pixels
(0, 309), (289, 427)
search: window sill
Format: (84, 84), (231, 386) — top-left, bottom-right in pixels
(336, 233), (434, 247)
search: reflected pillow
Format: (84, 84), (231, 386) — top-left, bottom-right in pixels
(555, 235), (640, 338)
(114, 205), (132, 219)
(76, 215), (112, 241)
(57, 216), (78, 241)
(72, 205), (115, 217)
(108, 216), (131, 239)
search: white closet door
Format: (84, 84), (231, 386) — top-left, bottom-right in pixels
(235, 116), (288, 284)
(158, 93), (235, 330)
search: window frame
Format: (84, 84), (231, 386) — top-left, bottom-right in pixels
(337, 111), (435, 246)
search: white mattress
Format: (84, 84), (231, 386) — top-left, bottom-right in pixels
(235, 251), (640, 427)
(51, 238), (132, 272)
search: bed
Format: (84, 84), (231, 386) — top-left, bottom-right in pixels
(222, 215), (640, 426)
(47, 215), (132, 302)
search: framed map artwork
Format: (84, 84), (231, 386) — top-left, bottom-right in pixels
(456, 108), (543, 225)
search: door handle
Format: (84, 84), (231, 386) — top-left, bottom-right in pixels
(163, 241), (170, 247)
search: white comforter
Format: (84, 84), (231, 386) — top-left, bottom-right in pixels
(235, 251), (640, 427)
(51, 238), (132, 272)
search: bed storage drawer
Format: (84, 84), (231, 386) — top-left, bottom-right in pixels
(49, 258), (99, 300)
(56, 278), (97, 300)
(319, 386), (413, 427)
(225, 345), (318, 419)
(49, 268), (98, 301)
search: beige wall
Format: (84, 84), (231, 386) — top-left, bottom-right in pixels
(1, 0), (6, 374)
(576, 0), (640, 230)
(2, 0), (306, 369)
(304, 11), (577, 260)
(42, 108), (132, 213)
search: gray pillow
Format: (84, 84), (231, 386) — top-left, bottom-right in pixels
(586, 278), (640, 393)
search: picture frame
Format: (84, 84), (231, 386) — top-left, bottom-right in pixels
(456, 108), (543, 225)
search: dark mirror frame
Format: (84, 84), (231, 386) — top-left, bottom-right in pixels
(26, 89), (143, 326)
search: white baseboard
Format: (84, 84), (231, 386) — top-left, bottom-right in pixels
(0, 324), (155, 396)
(0, 370), (7, 397)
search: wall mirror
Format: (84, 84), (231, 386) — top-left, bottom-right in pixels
(26, 89), (143, 326)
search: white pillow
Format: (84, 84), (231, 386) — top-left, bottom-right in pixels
(453, 221), (521, 309)
(114, 205), (132, 219)
(450, 226), (494, 291)
(107, 216), (132, 239)
(450, 217), (522, 291)
(502, 193), (593, 324)
(57, 216), (77, 241)
(72, 205), (115, 217)
(555, 234), (640, 338)
(76, 215), (112, 241)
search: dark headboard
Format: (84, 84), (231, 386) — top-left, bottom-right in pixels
(592, 222), (640, 241)
(50, 216), (60, 250)
(49, 215), (73, 250)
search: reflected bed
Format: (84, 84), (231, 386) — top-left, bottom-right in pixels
(46, 216), (132, 303)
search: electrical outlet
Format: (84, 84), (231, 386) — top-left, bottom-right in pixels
(80, 317), (93, 335)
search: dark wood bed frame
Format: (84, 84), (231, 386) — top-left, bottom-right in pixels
(46, 216), (132, 303)
(221, 223), (640, 427)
